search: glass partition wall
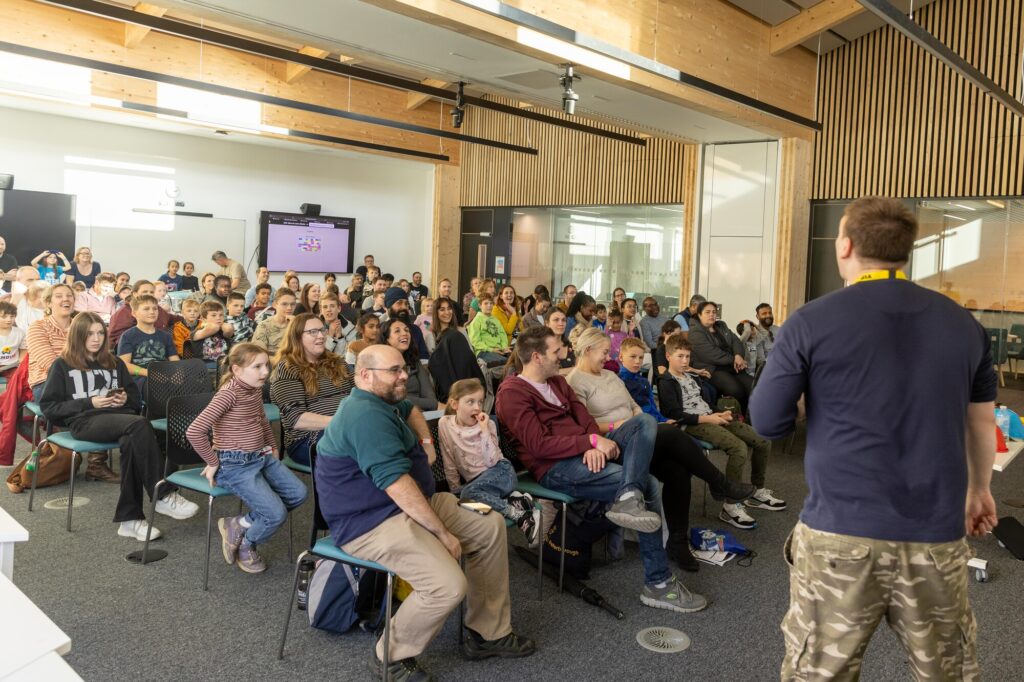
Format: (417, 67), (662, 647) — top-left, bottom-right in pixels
(910, 198), (1024, 384)
(511, 204), (685, 314)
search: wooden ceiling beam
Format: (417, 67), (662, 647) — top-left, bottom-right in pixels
(123, 2), (166, 48)
(283, 46), (330, 83)
(769, 0), (864, 56)
(407, 79), (450, 109)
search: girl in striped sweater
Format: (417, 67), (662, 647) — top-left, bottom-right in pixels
(186, 342), (307, 573)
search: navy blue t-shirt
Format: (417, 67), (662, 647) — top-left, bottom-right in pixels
(751, 276), (997, 543)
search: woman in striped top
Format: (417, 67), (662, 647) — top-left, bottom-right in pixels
(26, 283), (75, 401)
(269, 313), (354, 468)
(187, 343), (307, 574)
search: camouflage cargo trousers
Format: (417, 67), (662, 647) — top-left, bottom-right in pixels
(780, 522), (978, 681)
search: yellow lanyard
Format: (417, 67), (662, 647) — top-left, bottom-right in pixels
(853, 269), (907, 284)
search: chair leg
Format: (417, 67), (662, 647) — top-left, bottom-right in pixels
(277, 550), (307, 660)
(287, 512), (294, 563)
(204, 495), (215, 591)
(28, 439), (41, 512)
(537, 519), (544, 600)
(383, 572), (393, 682)
(558, 501), (567, 593)
(31, 414), (39, 449)
(141, 479), (166, 564)
(66, 450), (79, 532)
(998, 365), (1005, 387)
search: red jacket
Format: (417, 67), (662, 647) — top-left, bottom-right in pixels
(495, 373), (598, 481)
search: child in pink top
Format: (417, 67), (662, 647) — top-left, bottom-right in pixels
(437, 378), (539, 546)
(186, 342), (307, 573)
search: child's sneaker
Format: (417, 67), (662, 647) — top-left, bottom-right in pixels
(218, 515), (245, 564)
(236, 540), (266, 573)
(508, 492), (541, 548)
(744, 488), (787, 511)
(719, 502), (757, 529)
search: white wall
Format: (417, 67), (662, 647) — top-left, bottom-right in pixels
(697, 141), (779, 326)
(0, 106), (436, 285)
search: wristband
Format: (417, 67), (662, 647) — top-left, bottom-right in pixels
(132, 368), (141, 377)
(420, 438), (433, 445)
(608, 421), (615, 432)
(589, 433), (598, 448)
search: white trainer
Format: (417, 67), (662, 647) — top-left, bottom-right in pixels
(719, 502), (757, 529)
(155, 491), (199, 520)
(744, 487), (787, 511)
(118, 519), (162, 541)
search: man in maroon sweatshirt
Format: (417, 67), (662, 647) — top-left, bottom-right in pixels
(496, 326), (707, 614)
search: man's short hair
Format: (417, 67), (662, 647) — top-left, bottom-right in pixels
(211, 250), (227, 260)
(131, 279), (152, 293)
(382, 273), (394, 283)
(255, 282), (272, 294)
(96, 272), (116, 284)
(0, 301), (17, 317)
(665, 334), (692, 354)
(842, 197), (917, 263)
(412, 271), (421, 278)
(756, 303), (772, 314)
(274, 287), (296, 303)
(228, 292), (245, 303)
(594, 303), (606, 313)
(688, 294), (706, 307)
(619, 337), (646, 355)
(130, 294), (158, 310)
(516, 325), (555, 365)
(199, 300), (224, 317)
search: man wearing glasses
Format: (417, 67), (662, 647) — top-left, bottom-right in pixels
(316, 345), (535, 681)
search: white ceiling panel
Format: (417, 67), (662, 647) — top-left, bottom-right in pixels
(725, 0), (799, 25)
(801, 31), (847, 54)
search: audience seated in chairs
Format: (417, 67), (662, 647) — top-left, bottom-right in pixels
(39, 311), (198, 540)
(435, 279), (464, 325)
(383, 287), (428, 360)
(319, 293), (357, 355)
(571, 331), (752, 572)
(657, 334), (784, 531)
(179, 262), (199, 292)
(194, 272), (216, 302)
(638, 297), (669, 351)
(316, 344), (535, 680)
(361, 277), (388, 311)
(224, 293), (255, 344)
(26, 283), (74, 402)
(519, 293), (550, 332)
(496, 325), (707, 614)
(10, 265), (41, 307)
(428, 301), (489, 407)
(109, 280), (179, 348)
(344, 313), (381, 367)
(172, 299), (201, 358)
(158, 259), (185, 293)
(565, 292), (597, 345)
(253, 288), (297, 357)
(686, 300), (755, 414)
(467, 294), (511, 365)
(269, 313), (354, 467)
(243, 266), (270, 307)
(543, 306), (575, 372)
(0, 300), (25, 381)
(187, 342), (307, 574)
(247, 283), (273, 320)
(64, 247), (101, 288)
(378, 317), (441, 412)
(492, 285), (520, 344)
(520, 284), (550, 317)
(190, 300), (230, 367)
(653, 320), (682, 377)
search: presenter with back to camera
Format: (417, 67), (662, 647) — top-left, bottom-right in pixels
(752, 196), (998, 681)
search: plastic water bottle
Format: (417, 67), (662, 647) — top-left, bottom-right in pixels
(996, 405), (1011, 439)
(296, 558), (315, 611)
(25, 450), (39, 472)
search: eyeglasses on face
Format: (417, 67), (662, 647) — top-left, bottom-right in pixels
(365, 366), (408, 377)
(303, 327), (328, 336)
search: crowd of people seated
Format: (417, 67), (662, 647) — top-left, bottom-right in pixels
(2, 240), (794, 681)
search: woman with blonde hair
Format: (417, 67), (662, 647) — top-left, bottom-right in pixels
(64, 246), (102, 288)
(269, 313), (354, 467)
(26, 283), (73, 401)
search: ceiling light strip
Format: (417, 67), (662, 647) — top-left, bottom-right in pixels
(39, 0), (645, 145)
(120, 100), (450, 160)
(0, 41), (535, 155)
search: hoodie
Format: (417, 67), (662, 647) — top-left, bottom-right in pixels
(39, 356), (140, 427)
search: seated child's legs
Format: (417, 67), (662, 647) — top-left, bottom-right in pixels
(726, 421), (770, 488)
(459, 458), (517, 516)
(216, 451), (299, 544)
(686, 423), (749, 484)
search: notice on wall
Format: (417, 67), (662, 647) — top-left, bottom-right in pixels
(495, 256), (506, 275)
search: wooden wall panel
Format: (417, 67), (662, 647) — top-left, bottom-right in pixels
(460, 96), (695, 207)
(431, 165), (462, 290)
(775, 137), (813, 320)
(813, 0), (1024, 199)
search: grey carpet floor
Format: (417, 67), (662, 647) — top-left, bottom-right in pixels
(3, 382), (1024, 681)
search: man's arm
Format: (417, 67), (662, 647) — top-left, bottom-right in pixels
(964, 401), (998, 537)
(750, 322), (806, 439)
(405, 405), (437, 464)
(385, 474), (461, 560)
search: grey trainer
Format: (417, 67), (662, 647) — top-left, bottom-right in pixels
(640, 577), (708, 613)
(218, 515), (245, 565)
(605, 493), (662, 533)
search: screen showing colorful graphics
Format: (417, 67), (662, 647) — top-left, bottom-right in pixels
(260, 211), (355, 273)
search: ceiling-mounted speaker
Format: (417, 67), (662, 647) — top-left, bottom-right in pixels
(0, 174), (13, 190)
(300, 203), (321, 216)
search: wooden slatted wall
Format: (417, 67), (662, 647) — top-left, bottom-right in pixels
(813, 0), (1024, 199)
(460, 96), (695, 207)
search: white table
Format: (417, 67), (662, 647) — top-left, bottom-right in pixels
(0, 572), (73, 680)
(0, 506), (28, 580)
(994, 440), (1023, 472)
(2, 651), (81, 681)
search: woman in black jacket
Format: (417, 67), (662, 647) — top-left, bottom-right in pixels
(686, 301), (755, 413)
(39, 312), (198, 541)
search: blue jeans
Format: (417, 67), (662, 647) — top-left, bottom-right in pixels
(215, 450), (308, 545)
(459, 458), (517, 515)
(285, 434), (318, 467)
(477, 351), (507, 365)
(540, 413), (670, 585)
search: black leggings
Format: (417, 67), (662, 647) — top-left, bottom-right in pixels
(69, 413), (165, 523)
(709, 368), (754, 413)
(649, 423), (728, 549)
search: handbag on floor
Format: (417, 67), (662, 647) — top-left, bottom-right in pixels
(6, 440), (82, 494)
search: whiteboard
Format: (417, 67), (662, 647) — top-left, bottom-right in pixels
(88, 216), (246, 283)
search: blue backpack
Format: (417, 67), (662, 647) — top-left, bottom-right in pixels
(690, 527), (757, 566)
(307, 561), (362, 634)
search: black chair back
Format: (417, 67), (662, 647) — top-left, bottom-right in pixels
(307, 443), (332, 547)
(426, 418), (449, 492)
(166, 392), (215, 467)
(147, 359), (214, 420)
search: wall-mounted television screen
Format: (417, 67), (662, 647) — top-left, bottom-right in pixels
(259, 211), (355, 273)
